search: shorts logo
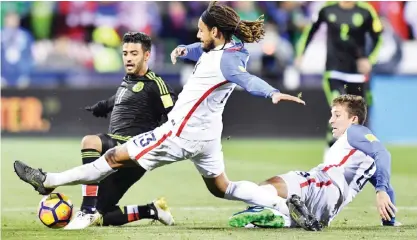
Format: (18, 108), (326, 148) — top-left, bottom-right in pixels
(365, 134), (379, 142)
(132, 82), (144, 93)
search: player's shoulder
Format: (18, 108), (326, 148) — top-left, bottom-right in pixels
(347, 124), (379, 143)
(221, 43), (249, 65)
(145, 70), (166, 82)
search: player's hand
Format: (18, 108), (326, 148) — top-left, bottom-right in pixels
(170, 47), (187, 65)
(85, 100), (109, 118)
(376, 191), (397, 221)
(357, 58), (372, 75)
(271, 92), (305, 105)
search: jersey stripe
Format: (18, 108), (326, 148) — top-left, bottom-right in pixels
(135, 131), (172, 160)
(323, 149), (357, 172)
(146, 72), (169, 95)
(175, 80), (229, 137)
(300, 179), (332, 188)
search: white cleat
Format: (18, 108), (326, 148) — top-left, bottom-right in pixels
(152, 197), (175, 226)
(64, 210), (102, 230)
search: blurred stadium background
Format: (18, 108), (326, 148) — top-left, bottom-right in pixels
(1, 1), (417, 239)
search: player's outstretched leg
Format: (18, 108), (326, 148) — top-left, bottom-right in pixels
(13, 145), (132, 193)
(13, 160), (54, 195)
(102, 197), (175, 226)
(64, 197), (174, 230)
(287, 194), (322, 231)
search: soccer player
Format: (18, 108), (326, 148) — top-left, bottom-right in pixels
(69, 32), (177, 229)
(14, 1), (306, 229)
(296, 1), (383, 148)
(229, 95), (400, 230)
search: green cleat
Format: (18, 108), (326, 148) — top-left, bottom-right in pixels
(13, 160), (54, 195)
(229, 206), (285, 228)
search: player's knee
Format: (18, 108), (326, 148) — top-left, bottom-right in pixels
(81, 135), (102, 151)
(103, 146), (131, 168)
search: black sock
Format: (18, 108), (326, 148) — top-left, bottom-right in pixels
(80, 148), (101, 213)
(102, 204), (156, 226)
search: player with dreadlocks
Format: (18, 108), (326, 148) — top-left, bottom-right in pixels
(14, 1), (316, 230)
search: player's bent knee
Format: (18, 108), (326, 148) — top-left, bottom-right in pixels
(260, 176), (288, 199)
(203, 173), (229, 198)
(81, 135), (102, 151)
(103, 145), (131, 169)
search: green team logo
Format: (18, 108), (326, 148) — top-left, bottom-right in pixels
(328, 13), (336, 23)
(132, 82), (144, 92)
(352, 13), (364, 27)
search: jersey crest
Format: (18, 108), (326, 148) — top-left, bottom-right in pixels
(132, 82), (144, 93)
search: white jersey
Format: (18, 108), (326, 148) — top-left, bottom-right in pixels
(314, 124), (392, 208)
(167, 42), (277, 140)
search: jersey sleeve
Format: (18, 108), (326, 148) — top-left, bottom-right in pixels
(346, 125), (391, 192)
(178, 42), (204, 62)
(220, 51), (279, 98)
(360, 2), (383, 64)
(106, 94), (116, 110)
(296, 5), (326, 57)
(146, 72), (176, 114)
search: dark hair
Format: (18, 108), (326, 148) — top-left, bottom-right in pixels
(202, 1), (265, 43)
(332, 94), (367, 125)
(122, 32), (152, 52)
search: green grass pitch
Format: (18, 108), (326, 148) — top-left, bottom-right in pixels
(1, 138), (416, 239)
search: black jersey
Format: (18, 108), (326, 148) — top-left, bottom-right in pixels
(297, 2), (383, 74)
(102, 70), (176, 136)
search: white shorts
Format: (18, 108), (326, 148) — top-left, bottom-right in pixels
(125, 124), (224, 178)
(279, 170), (344, 226)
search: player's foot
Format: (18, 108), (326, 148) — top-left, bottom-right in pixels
(150, 197), (175, 225)
(228, 206), (285, 228)
(13, 160), (54, 195)
(287, 194), (322, 231)
(64, 210), (103, 230)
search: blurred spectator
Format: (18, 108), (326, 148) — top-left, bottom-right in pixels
(369, 1), (409, 40)
(371, 17), (404, 74)
(1, 11), (34, 88)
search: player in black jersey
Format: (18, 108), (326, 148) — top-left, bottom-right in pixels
(296, 1), (383, 147)
(66, 32), (177, 229)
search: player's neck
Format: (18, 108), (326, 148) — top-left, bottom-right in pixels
(338, 2), (355, 9)
(213, 39), (230, 50)
(137, 66), (149, 76)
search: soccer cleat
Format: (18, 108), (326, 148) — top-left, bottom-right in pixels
(287, 194), (323, 231)
(228, 206), (285, 228)
(150, 197), (175, 226)
(64, 210), (103, 230)
(13, 160), (54, 195)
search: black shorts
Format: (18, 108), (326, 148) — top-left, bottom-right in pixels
(323, 76), (372, 107)
(98, 133), (131, 153)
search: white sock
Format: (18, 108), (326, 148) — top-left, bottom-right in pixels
(260, 184), (278, 196)
(44, 156), (116, 188)
(225, 181), (289, 215)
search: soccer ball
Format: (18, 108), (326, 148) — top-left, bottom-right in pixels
(38, 193), (73, 228)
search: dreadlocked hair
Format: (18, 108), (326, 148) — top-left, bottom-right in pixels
(206, 1), (265, 43)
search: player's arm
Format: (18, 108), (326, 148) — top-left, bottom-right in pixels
(296, 5), (326, 57)
(173, 42), (204, 63)
(346, 125), (397, 221)
(360, 2), (383, 65)
(220, 51), (305, 105)
(85, 94), (115, 118)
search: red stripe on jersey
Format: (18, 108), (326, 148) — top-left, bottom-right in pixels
(300, 178), (332, 188)
(176, 81), (229, 137)
(135, 131), (172, 160)
(322, 149), (357, 172)
(83, 185), (98, 196)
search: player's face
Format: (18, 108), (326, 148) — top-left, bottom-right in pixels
(329, 104), (358, 139)
(197, 18), (215, 52)
(122, 43), (150, 75)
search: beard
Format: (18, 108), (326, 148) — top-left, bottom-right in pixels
(202, 39), (215, 52)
